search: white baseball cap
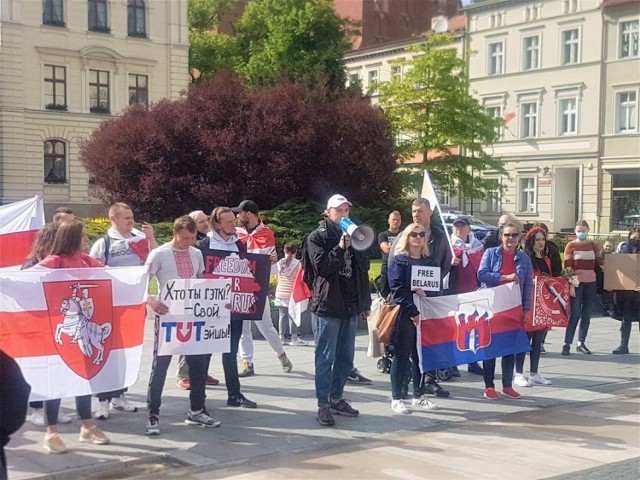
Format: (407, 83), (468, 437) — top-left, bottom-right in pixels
(326, 194), (352, 210)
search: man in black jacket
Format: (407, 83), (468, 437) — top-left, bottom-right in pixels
(307, 194), (371, 426)
(483, 214), (512, 249)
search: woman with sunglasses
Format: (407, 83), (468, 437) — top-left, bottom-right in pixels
(477, 223), (533, 400)
(387, 223), (439, 414)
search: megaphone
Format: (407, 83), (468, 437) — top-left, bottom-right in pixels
(339, 218), (375, 252)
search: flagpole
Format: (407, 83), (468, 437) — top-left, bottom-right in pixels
(421, 170), (455, 256)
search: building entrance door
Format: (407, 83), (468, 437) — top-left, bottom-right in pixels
(553, 168), (579, 231)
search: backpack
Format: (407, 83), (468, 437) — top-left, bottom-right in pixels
(299, 233), (315, 291)
(102, 234), (111, 263)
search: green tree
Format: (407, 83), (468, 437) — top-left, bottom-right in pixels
(378, 33), (506, 201)
(188, 0), (240, 32)
(189, 30), (242, 81)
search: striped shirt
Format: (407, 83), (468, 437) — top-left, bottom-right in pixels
(564, 241), (600, 283)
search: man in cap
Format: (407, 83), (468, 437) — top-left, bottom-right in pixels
(233, 200), (293, 377)
(305, 194), (371, 426)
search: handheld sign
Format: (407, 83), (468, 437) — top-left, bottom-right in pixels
(411, 266), (441, 292)
(157, 278), (231, 356)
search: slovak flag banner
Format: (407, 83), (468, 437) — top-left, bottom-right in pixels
(0, 196), (45, 268)
(417, 283), (530, 372)
(288, 266), (311, 327)
(0, 266), (149, 401)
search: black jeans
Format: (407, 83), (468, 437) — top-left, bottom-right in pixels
(483, 355), (515, 389)
(222, 319), (243, 398)
(390, 319), (422, 400)
(44, 396), (92, 426)
(515, 329), (546, 374)
(146, 315), (209, 415)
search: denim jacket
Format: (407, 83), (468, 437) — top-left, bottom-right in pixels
(477, 246), (533, 311)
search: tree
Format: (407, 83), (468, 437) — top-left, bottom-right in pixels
(378, 33), (506, 201)
(80, 73), (398, 219)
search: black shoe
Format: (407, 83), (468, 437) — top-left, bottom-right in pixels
(576, 344), (592, 354)
(424, 381), (450, 398)
(612, 346), (629, 355)
(347, 369), (372, 385)
(540, 345), (546, 355)
(316, 405), (335, 426)
(452, 366), (461, 378)
(468, 363), (484, 376)
(561, 344), (570, 356)
(227, 394), (257, 409)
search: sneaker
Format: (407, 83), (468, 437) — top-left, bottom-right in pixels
(561, 344), (570, 356)
(59, 412), (72, 424)
(540, 345), (546, 355)
(206, 375), (220, 386)
(484, 387), (499, 400)
(111, 395), (138, 412)
(468, 363), (484, 376)
(29, 408), (46, 427)
(146, 415), (160, 436)
(79, 425), (110, 445)
(43, 432), (67, 454)
(185, 410), (221, 428)
(529, 373), (552, 385)
(411, 395), (437, 410)
(502, 387), (521, 399)
(576, 344), (592, 354)
(514, 374), (532, 388)
(391, 399), (410, 414)
(347, 369), (372, 385)
(94, 400), (110, 420)
(238, 362), (255, 377)
(452, 366), (461, 378)
(424, 381), (450, 398)
(176, 378), (191, 390)
(227, 394), (257, 409)
(290, 338), (308, 346)
(612, 346), (629, 355)
(278, 353), (293, 373)
(316, 405), (335, 426)
(330, 399), (359, 417)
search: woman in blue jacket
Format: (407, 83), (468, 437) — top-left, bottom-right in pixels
(477, 223), (533, 400)
(387, 223), (439, 414)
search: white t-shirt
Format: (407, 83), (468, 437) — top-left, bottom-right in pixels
(145, 242), (204, 295)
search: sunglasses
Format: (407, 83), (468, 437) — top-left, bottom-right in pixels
(409, 231), (426, 238)
(503, 233), (519, 238)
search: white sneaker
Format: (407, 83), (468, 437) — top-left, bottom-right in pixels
(29, 409), (46, 426)
(514, 374), (532, 387)
(290, 338), (308, 346)
(391, 399), (410, 414)
(411, 395), (437, 410)
(59, 411), (72, 424)
(94, 400), (110, 420)
(111, 395), (138, 412)
(529, 373), (552, 385)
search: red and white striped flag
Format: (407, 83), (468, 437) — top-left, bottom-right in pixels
(0, 266), (148, 401)
(0, 196), (45, 267)
(288, 266), (311, 326)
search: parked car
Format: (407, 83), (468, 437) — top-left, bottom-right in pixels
(439, 212), (498, 240)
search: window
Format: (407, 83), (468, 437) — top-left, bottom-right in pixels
(559, 97), (578, 135)
(563, 0), (578, 14)
(44, 65), (66, 110)
(88, 0), (109, 32)
(367, 70), (378, 94)
(44, 140), (66, 184)
(43, 0), (64, 26)
(488, 41), (504, 75)
(523, 35), (540, 70)
(521, 102), (538, 138)
(128, 74), (148, 106)
(561, 29), (580, 65)
(518, 177), (536, 213)
(481, 179), (501, 213)
(618, 91), (637, 133)
(620, 21), (639, 59)
(611, 171), (640, 230)
(390, 64), (402, 80)
(348, 73), (361, 90)
(127, 0), (146, 37)
(89, 69), (110, 113)
(485, 105), (504, 138)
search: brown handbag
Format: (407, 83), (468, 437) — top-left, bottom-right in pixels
(376, 303), (401, 345)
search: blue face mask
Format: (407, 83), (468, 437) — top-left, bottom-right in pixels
(576, 232), (588, 241)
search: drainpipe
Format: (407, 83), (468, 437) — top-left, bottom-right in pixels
(595, 7), (607, 233)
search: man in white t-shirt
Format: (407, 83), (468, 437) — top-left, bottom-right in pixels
(144, 216), (221, 435)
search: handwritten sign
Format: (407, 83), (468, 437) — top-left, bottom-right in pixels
(411, 266), (441, 292)
(157, 278), (231, 356)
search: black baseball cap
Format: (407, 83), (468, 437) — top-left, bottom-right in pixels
(232, 200), (259, 214)
(452, 217), (471, 227)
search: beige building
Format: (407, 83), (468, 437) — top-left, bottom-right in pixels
(464, 0), (639, 234)
(0, 0), (189, 217)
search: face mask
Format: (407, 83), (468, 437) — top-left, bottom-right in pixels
(629, 238), (640, 249)
(576, 232), (588, 241)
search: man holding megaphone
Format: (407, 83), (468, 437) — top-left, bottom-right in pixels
(305, 194), (372, 427)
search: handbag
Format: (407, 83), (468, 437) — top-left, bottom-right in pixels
(376, 303), (401, 345)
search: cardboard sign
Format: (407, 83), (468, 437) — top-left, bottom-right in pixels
(603, 254), (639, 291)
(157, 278), (231, 356)
(411, 266), (441, 292)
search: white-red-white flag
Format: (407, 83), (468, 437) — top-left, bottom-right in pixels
(288, 266), (311, 326)
(0, 196), (45, 267)
(0, 266), (148, 401)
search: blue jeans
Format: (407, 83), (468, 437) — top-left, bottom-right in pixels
(314, 315), (357, 406)
(565, 281), (596, 345)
